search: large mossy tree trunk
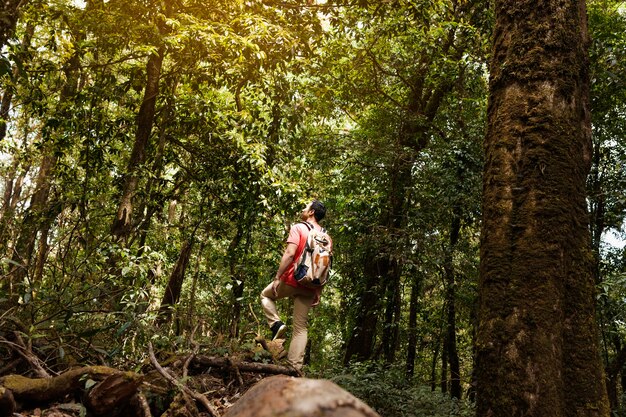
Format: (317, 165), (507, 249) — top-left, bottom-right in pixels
(476, 0), (609, 416)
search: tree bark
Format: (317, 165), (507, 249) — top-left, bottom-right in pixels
(430, 341), (439, 392)
(476, 1), (610, 416)
(0, 366), (138, 403)
(157, 237), (194, 323)
(405, 273), (422, 377)
(443, 211), (461, 399)
(381, 258), (401, 364)
(228, 220), (246, 339)
(222, 375), (381, 417)
(7, 152), (56, 292)
(440, 338), (448, 394)
(343, 253), (386, 364)
(111, 48), (164, 240)
(605, 339), (626, 411)
(134, 76), (178, 254)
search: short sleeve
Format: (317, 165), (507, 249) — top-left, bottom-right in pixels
(286, 224), (301, 246)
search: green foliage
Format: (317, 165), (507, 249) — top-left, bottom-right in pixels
(327, 362), (474, 417)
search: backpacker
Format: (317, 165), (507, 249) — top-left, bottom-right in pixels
(294, 222), (332, 288)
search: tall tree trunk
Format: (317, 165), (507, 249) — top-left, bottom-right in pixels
(186, 241), (205, 330)
(440, 339), (448, 394)
(430, 341), (439, 392)
(7, 153), (55, 292)
(134, 76), (178, 253)
(443, 211), (461, 399)
(476, 1), (609, 416)
(0, 155), (29, 269)
(157, 237), (194, 324)
(228, 221), (245, 339)
(111, 48), (164, 240)
(605, 339), (626, 412)
(381, 258), (401, 364)
(343, 253), (387, 364)
(405, 273), (421, 377)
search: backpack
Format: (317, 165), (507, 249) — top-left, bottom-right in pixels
(293, 222), (332, 288)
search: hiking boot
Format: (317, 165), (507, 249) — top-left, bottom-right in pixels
(270, 321), (287, 341)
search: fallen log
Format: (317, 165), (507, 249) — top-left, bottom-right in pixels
(0, 366), (133, 403)
(222, 375), (381, 417)
(86, 372), (144, 416)
(192, 355), (299, 377)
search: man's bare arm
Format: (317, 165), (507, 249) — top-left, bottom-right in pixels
(275, 243), (297, 281)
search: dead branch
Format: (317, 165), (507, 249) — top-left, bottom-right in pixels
(0, 357), (23, 376)
(183, 324), (200, 380)
(147, 342), (219, 417)
(133, 392), (152, 417)
(0, 333), (51, 378)
(192, 355), (299, 377)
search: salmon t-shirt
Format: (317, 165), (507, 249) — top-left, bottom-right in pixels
(281, 222), (332, 289)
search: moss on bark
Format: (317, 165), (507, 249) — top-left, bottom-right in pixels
(477, 0), (609, 416)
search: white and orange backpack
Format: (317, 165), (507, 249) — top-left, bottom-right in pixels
(293, 222), (332, 288)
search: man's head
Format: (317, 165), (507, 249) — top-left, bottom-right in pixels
(300, 200), (326, 222)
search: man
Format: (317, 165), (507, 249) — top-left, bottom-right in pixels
(260, 200), (332, 371)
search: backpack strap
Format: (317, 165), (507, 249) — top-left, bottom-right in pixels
(300, 221), (314, 231)
(300, 221), (327, 233)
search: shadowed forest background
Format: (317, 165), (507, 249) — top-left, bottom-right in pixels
(0, 0), (625, 416)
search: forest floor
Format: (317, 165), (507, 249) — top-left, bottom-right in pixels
(0, 337), (296, 417)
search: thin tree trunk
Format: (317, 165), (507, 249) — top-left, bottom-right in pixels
(228, 222), (245, 338)
(0, 156), (29, 268)
(440, 338), (448, 394)
(430, 341), (439, 392)
(0, 22), (33, 141)
(343, 253), (386, 364)
(7, 153), (55, 292)
(605, 339), (626, 412)
(111, 48), (164, 240)
(443, 211), (461, 399)
(157, 237), (194, 324)
(467, 294), (478, 403)
(476, 1), (609, 415)
(187, 241), (205, 330)
(134, 77), (178, 254)
(405, 273), (421, 377)
(381, 259), (402, 364)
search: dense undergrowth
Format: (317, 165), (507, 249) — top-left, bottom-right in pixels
(314, 363), (474, 417)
